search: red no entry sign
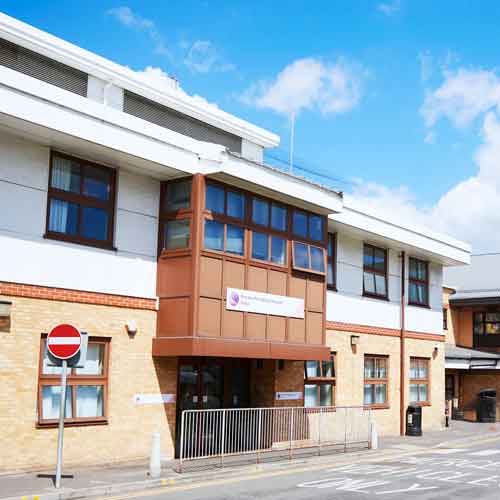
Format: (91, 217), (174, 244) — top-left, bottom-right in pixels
(47, 324), (81, 360)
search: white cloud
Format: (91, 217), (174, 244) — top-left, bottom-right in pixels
(424, 131), (436, 144)
(377, 0), (401, 16)
(418, 51), (433, 84)
(241, 57), (367, 116)
(184, 40), (235, 74)
(351, 68), (500, 253)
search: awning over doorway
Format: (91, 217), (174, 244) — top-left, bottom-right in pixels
(445, 343), (500, 370)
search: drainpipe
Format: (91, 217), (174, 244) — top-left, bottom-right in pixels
(400, 251), (406, 435)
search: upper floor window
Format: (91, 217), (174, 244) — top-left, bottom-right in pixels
(363, 244), (387, 299)
(164, 179), (191, 212)
(251, 197), (288, 232)
(443, 308), (448, 330)
(409, 258), (429, 307)
(46, 153), (116, 249)
(327, 234), (336, 290)
(292, 210), (324, 242)
(206, 183), (245, 221)
(204, 219), (245, 255)
(304, 355), (335, 407)
(292, 241), (325, 274)
(474, 312), (500, 335)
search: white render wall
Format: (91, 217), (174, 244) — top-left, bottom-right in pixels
(327, 232), (444, 335)
(0, 132), (158, 298)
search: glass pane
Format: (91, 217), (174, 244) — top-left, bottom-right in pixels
(226, 225), (244, 255)
(485, 322), (500, 334)
(42, 340), (62, 375)
(204, 219), (224, 251)
(252, 198), (269, 226)
(202, 361), (224, 409)
(166, 179), (191, 211)
(327, 262), (335, 287)
(363, 384), (374, 405)
(42, 385), (73, 419)
(418, 261), (427, 281)
(309, 215), (324, 241)
(363, 245), (374, 268)
(320, 385), (333, 406)
(375, 274), (386, 296)
(293, 241), (309, 269)
(418, 361), (428, 379)
(252, 231), (269, 261)
(373, 248), (386, 272)
(322, 358), (334, 377)
(409, 259), (418, 280)
(83, 165), (111, 200)
(270, 236), (286, 265)
(75, 344), (104, 375)
(305, 361), (320, 378)
(310, 246), (325, 272)
(51, 156), (80, 193)
(409, 359), (418, 379)
(486, 313), (500, 322)
(76, 385), (104, 417)
(375, 358), (387, 379)
(409, 282), (418, 303)
(328, 235), (334, 257)
(227, 191), (245, 220)
(293, 210), (308, 238)
(271, 204), (287, 231)
(179, 364), (199, 411)
(48, 199), (78, 235)
(363, 272), (375, 294)
(419, 383), (428, 402)
(409, 384), (419, 402)
(81, 207), (109, 241)
(375, 384), (387, 404)
(364, 358), (375, 378)
(206, 184), (225, 213)
(165, 220), (190, 250)
(305, 384), (319, 408)
(416, 284), (427, 304)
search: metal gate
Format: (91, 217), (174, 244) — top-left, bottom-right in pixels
(178, 406), (372, 471)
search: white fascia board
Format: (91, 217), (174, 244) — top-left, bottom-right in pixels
(331, 205), (471, 266)
(445, 360), (470, 370)
(208, 154), (343, 214)
(0, 65), (226, 176)
(0, 12), (279, 149)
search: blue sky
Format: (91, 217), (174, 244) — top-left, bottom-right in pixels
(3, 1), (500, 252)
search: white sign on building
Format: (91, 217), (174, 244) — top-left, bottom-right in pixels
(226, 288), (305, 319)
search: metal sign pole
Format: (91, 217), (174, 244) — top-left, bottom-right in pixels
(55, 359), (68, 489)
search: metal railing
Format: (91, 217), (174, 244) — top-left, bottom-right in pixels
(178, 406), (372, 471)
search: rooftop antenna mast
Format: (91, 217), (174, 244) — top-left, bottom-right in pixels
(289, 111), (295, 172)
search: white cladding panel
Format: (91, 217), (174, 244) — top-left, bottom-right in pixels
(0, 132), (158, 298)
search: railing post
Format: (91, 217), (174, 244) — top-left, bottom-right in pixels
(179, 410), (185, 473)
(257, 409), (262, 464)
(289, 408), (294, 460)
(344, 407), (348, 453)
(318, 407), (322, 456)
(220, 410), (226, 468)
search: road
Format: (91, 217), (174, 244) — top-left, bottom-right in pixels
(100, 436), (500, 500)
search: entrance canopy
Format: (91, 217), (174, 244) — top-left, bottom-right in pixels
(445, 344), (500, 370)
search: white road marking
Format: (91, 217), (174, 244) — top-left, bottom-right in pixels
(429, 448), (466, 454)
(376, 483), (438, 495)
(469, 449), (500, 457)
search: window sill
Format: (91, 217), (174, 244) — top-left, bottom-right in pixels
(44, 232), (116, 252)
(410, 401), (431, 407)
(362, 293), (389, 301)
(37, 419), (108, 429)
(408, 302), (431, 309)
(363, 404), (390, 410)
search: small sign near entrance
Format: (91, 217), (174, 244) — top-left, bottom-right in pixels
(47, 324), (82, 360)
(133, 393), (176, 405)
(276, 391), (303, 401)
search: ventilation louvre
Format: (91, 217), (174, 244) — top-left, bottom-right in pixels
(0, 37), (87, 97)
(124, 90), (242, 153)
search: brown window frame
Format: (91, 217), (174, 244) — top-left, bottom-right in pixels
(443, 308), (448, 331)
(408, 257), (429, 308)
(159, 177), (193, 254)
(292, 208), (325, 243)
(45, 151), (117, 250)
(363, 244), (388, 300)
(363, 355), (389, 409)
(304, 354), (336, 407)
(292, 240), (326, 276)
(204, 216), (246, 257)
(409, 357), (430, 406)
(327, 233), (337, 291)
(37, 335), (110, 427)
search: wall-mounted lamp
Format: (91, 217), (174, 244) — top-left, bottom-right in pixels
(434, 343), (440, 352)
(351, 335), (360, 346)
(125, 320), (138, 336)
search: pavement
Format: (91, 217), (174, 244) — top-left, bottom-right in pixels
(2, 421), (500, 500)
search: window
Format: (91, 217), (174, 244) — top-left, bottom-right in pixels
(204, 219), (245, 255)
(409, 358), (430, 404)
(409, 258), (429, 306)
(443, 308), (448, 331)
(363, 244), (387, 299)
(292, 210), (324, 242)
(251, 232), (287, 265)
(251, 197), (288, 232)
(206, 183), (245, 221)
(46, 153), (116, 248)
(38, 337), (109, 425)
(304, 355), (335, 407)
(327, 234), (336, 290)
(164, 179), (191, 212)
(474, 312), (500, 335)
(364, 356), (388, 407)
(292, 241), (325, 274)
(164, 220), (190, 250)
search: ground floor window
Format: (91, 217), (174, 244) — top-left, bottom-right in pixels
(409, 357), (430, 404)
(38, 336), (109, 426)
(304, 354), (335, 407)
(364, 355), (388, 407)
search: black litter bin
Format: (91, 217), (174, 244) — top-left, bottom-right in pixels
(478, 389), (497, 423)
(406, 405), (422, 436)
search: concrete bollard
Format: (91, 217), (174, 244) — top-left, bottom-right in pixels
(369, 421), (379, 450)
(149, 432), (161, 478)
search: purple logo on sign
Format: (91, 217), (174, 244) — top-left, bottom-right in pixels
(230, 291), (240, 307)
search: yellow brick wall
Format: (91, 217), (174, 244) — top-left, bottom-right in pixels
(327, 330), (445, 436)
(0, 295), (177, 472)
